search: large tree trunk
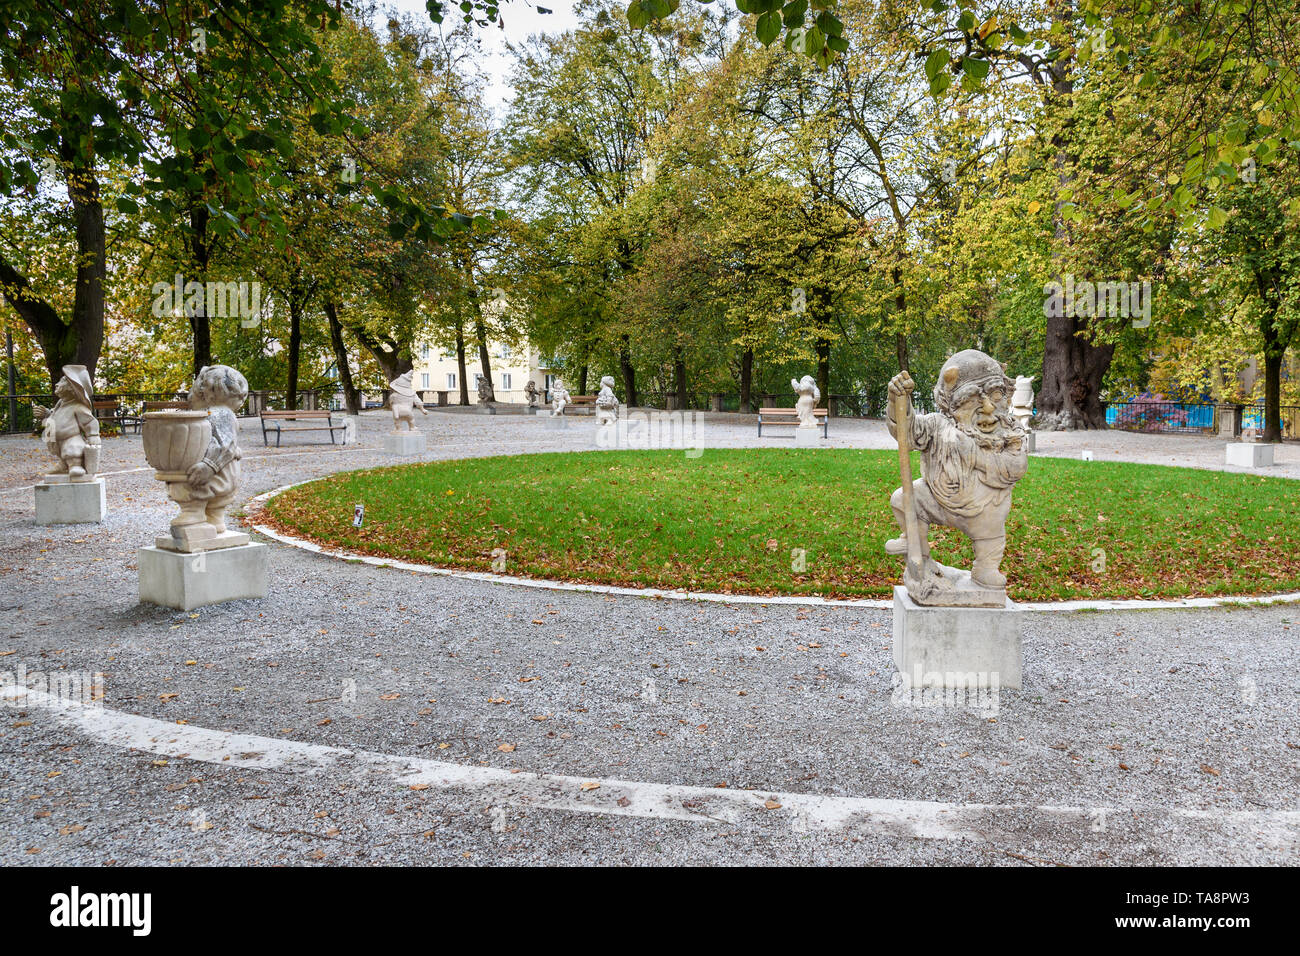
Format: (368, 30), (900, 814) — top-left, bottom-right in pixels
(188, 201), (212, 375)
(1039, 313), (1113, 429)
(578, 364), (588, 395)
(673, 345), (688, 409)
(286, 291), (302, 411)
(352, 327), (412, 383)
(1262, 350), (1283, 443)
(455, 321), (469, 405)
(474, 314), (494, 401)
(620, 334), (637, 407)
(740, 347), (753, 411)
(324, 301), (360, 414)
(63, 138), (106, 386)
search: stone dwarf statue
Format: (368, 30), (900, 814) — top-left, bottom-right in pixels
(477, 375), (495, 404)
(1010, 375), (1035, 430)
(886, 349), (1029, 602)
(181, 365), (248, 539)
(595, 375), (618, 425)
(33, 364), (101, 479)
(550, 379), (570, 416)
(791, 374), (820, 429)
(389, 371), (427, 431)
(524, 380), (540, 408)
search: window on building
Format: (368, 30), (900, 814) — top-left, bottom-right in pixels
(421, 373), (429, 389)
(447, 373), (457, 389)
(501, 373), (511, 391)
(421, 344), (430, 360)
(501, 344), (512, 360)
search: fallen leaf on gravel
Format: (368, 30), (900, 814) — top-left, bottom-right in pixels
(579, 782), (600, 791)
(12, 721), (31, 728)
(59, 824), (84, 835)
(531, 715), (548, 721)
(150, 760), (167, 767)
(531, 619), (543, 625)
(764, 800), (782, 810)
(409, 784), (430, 791)
(379, 693), (400, 700)
(518, 676), (539, 683)
(158, 693), (179, 701)
(317, 719), (332, 726)
(1200, 764), (1220, 776)
(1119, 763), (1130, 770)
(498, 744), (516, 752)
(487, 697), (509, 704)
(617, 797), (631, 807)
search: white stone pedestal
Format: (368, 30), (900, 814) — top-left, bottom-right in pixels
(34, 477), (106, 525)
(794, 427), (822, 447)
(892, 586), (1022, 689)
(383, 431), (426, 455)
(1226, 442), (1274, 467)
(544, 416), (568, 430)
(342, 415), (360, 444)
(1024, 431), (1036, 453)
(138, 542), (268, 610)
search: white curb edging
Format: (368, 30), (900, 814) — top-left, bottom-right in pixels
(245, 481), (1300, 613)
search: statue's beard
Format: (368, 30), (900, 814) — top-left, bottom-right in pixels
(956, 412), (1023, 450)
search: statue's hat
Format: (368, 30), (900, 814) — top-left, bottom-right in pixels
(60, 365), (94, 406)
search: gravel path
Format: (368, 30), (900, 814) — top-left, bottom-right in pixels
(1, 410), (1296, 866)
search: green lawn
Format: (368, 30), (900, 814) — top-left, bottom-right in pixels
(261, 448), (1300, 601)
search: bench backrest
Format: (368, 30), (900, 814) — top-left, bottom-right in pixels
(262, 409), (333, 419)
(568, 395), (596, 403)
(144, 400), (189, 411)
(92, 399), (121, 411)
(760, 407), (826, 415)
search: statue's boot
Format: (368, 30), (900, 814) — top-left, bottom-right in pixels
(884, 536), (908, 555)
(971, 537), (1007, 588)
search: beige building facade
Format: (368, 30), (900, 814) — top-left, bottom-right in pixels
(411, 340), (556, 404)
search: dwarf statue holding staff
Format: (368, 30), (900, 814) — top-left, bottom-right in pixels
(886, 349), (1029, 605)
(34, 364), (100, 479)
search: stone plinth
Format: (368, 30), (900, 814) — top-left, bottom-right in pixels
(138, 542), (268, 610)
(892, 586), (1022, 690)
(383, 431), (426, 456)
(544, 416), (568, 430)
(1024, 431), (1036, 453)
(794, 427), (822, 447)
(34, 477), (106, 525)
(1226, 442), (1273, 467)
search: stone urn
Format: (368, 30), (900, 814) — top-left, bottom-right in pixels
(143, 410), (211, 532)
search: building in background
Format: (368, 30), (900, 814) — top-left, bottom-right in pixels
(411, 340), (555, 404)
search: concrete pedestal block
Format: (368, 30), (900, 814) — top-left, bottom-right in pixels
(794, 427), (822, 447)
(342, 415), (360, 444)
(383, 431), (426, 456)
(1226, 442), (1273, 467)
(138, 542), (268, 610)
(892, 586), (1022, 690)
(34, 478), (106, 525)
(544, 416), (568, 430)
(476, 404), (497, 415)
(1024, 430), (1036, 453)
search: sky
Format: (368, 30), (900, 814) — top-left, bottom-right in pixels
(385, 0), (582, 111)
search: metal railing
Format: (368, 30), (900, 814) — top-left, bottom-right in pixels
(2, 389), (329, 434)
(1104, 401), (1298, 438)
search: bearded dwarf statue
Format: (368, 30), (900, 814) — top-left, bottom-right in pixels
(885, 350), (1029, 606)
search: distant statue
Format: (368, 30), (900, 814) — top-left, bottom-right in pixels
(550, 379), (570, 417)
(33, 364), (100, 480)
(792, 374), (820, 429)
(595, 375), (618, 425)
(389, 371), (426, 432)
(886, 350), (1029, 605)
(1010, 375), (1035, 429)
(524, 380), (540, 408)
(477, 375), (495, 405)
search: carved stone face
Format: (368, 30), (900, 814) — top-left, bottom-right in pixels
(54, 377), (76, 401)
(951, 381), (1010, 437)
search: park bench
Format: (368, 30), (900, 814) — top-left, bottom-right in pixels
(91, 399), (140, 435)
(758, 406), (828, 438)
(260, 408), (347, 447)
(562, 395), (598, 415)
(143, 400), (190, 412)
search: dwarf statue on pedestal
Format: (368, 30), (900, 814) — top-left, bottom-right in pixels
(34, 364), (100, 480)
(792, 374), (820, 429)
(389, 371), (427, 431)
(886, 349), (1029, 604)
(524, 380), (540, 408)
(550, 379), (570, 417)
(595, 375), (618, 425)
(182, 365), (249, 539)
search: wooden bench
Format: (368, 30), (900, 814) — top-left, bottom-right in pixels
(758, 407), (828, 438)
(562, 395), (597, 415)
(144, 400), (189, 412)
(91, 399), (140, 435)
(260, 409), (347, 447)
